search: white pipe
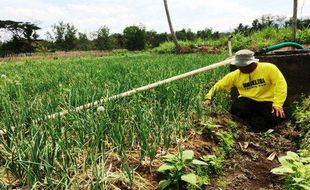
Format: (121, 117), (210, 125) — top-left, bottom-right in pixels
(34, 58), (233, 123)
(228, 35), (233, 56)
(228, 41), (232, 56)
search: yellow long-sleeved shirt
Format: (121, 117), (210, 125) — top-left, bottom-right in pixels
(205, 62), (287, 108)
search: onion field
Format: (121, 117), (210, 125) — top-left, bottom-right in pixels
(0, 53), (231, 189)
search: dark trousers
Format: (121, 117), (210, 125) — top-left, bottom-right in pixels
(231, 97), (284, 132)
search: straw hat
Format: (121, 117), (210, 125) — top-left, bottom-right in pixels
(231, 49), (259, 67)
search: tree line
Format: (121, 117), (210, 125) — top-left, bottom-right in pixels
(0, 14), (309, 56)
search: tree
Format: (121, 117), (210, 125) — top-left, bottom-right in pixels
(260, 14), (275, 27)
(145, 30), (158, 48)
(185, 29), (195, 40)
(174, 28), (195, 41)
(251, 19), (262, 32)
(211, 31), (221, 39)
(298, 19), (310, 29)
(51, 22), (77, 51)
(123, 25), (146, 51)
(0, 20), (23, 38)
(109, 33), (124, 49)
(176, 29), (187, 41)
(23, 22), (40, 44)
(197, 28), (213, 39)
(292, 0), (297, 42)
(76, 32), (92, 50)
(163, 0), (181, 52)
(250, 14), (286, 33)
(52, 22), (65, 50)
(64, 24), (77, 50)
(93, 26), (111, 50)
(0, 20), (40, 54)
(156, 32), (169, 46)
(234, 23), (250, 35)
(145, 30), (168, 48)
(285, 18), (310, 30)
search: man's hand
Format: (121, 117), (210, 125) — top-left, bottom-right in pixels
(273, 106), (285, 118)
(203, 99), (211, 109)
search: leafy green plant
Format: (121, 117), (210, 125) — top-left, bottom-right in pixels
(216, 176), (230, 188)
(201, 122), (235, 157)
(297, 29), (310, 44)
(225, 119), (238, 131)
(292, 96), (310, 151)
(218, 131), (235, 156)
(201, 123), (220, 136)
(157, 150), (209, 189)
(201, 155), (224, 176)
(260, 129), (274, 138)
(271, 151), (310, 190)
(293, 96), (310, 128)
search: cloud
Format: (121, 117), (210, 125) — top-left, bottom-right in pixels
(0, 0), (309, 39)
(163, 0), (291, 31)
(67, 3), (134, 16)
(65, 2), (138, 33)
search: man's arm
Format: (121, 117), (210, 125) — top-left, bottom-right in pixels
(203, 72), (236, 107)
(269, 64), (287, 118)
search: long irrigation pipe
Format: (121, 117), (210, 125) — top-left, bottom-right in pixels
(33, 57), (234, 124)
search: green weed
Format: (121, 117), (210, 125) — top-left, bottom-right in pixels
(201, 155), (224, 176)
(271, 151), (310, 190)
(157, 150), (209, 189)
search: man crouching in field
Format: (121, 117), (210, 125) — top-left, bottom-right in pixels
(203, 49), (287, 132)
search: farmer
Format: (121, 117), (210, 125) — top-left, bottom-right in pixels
(203, 49), (287, 132)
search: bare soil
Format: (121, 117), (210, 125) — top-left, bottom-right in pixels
(105, 113), (299, 190)
(207, 123), (297, 190)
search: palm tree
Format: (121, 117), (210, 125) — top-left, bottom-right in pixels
(163, 0), (181, 52)
(292, 0), (297, 42)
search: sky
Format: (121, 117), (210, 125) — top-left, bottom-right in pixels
(1, 0), (310, 39)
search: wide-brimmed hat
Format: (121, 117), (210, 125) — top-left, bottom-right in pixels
(231, 49), (259, 67)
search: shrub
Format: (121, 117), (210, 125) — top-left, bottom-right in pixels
(158, 150), (209, 189)
(123, 25), (146, 51)
(271, 151), (310, 190)
(297, 29), (310, 44)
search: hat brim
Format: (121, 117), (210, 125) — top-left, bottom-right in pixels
(231, 58), (259, 67)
